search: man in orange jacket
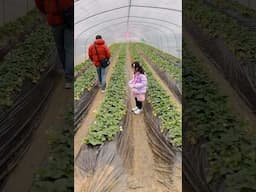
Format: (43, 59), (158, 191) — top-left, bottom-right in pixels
(35, 0), (74, 88)
(88, 35), (111, 93)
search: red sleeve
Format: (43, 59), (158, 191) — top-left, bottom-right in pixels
(88, 45), (93, 61)
(35, 0), (46, 14)
(104, 46), (111, 59)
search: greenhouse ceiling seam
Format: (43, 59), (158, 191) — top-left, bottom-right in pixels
(75, 4), (181, 24)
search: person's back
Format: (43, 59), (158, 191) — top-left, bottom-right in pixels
(88, 35), (111, 93)
(89, 36), (111, 67)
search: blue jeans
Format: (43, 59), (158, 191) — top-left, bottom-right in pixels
(96, 66), (108, 90)
(51, 25), (74, 80)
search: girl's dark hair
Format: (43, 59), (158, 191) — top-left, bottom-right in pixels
(131, 61), (144, 74)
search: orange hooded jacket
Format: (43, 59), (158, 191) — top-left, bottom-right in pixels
(88, 39), (111, 67)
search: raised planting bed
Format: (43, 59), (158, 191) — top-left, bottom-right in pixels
(135, 42), (182, 67)
(135, 46), (182, 103)
(83, 44), (127, 145)
(205, 0), (256, 31)
(0, 9), (44, 59)
(74, 60), (92, 80)
(74, 44), (131, 191)
(184, 0), (256, 112)
(74, 44), (121, 131)
(0, 24), (55, 108)
(0, 23), (56, 186)
(183, 44), (256, 192)
(134, 43), (182, 86)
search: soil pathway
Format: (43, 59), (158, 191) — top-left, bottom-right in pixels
(127, 46), (179, 192)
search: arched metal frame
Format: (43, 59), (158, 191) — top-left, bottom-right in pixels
(80, 22), (170, 50)
(75, 4), (181, 25)
(83, 22), (173, 50)
(75, 16), (180, 39)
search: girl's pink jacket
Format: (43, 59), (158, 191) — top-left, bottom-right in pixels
(128, 72), (148, 100)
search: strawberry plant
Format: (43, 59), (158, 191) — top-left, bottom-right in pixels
(130, 44), (182, 147)
(136, 42), (181, 66)
(184, 0), (256, 63)
(32, 108), (73, 192)
(183, 44), (256, 192)
(0, 9), (43, 51)
(74, 60), (91, 77)
(0, 25), (54, 107)
(134, 43), (182, 86)
(74, 65), (96, 101)
(83, 44), (127, 145)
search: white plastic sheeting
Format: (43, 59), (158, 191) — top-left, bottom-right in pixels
(75, 0), (182, 65)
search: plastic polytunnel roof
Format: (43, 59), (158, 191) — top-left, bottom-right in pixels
(75, 0), (182, 65)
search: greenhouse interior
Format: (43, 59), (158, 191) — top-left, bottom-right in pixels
(0, 0), (256, 191)
(74, 0), (182, 192)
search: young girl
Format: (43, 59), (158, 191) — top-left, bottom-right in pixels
(128, 61), (148, 114)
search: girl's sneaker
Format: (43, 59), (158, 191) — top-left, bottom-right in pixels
(132, 106), (138, 112)
(134, 108), (142, 114)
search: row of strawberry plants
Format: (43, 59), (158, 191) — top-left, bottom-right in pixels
(183, 44), (256, 192)
(32, 108), (73, 192)
(74, 60), (91, 78)
(130, 44), (182, 147)
(74, 44), (121, 101)
(184, 0), (256, 63)
(74, 64), (96, 101)
(0, 9), (43, 52)
(134, 43), (182, 85)
(135, 42), (181, 65)
(0, 25), (54, 107)
(83, 44), (127, 145)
